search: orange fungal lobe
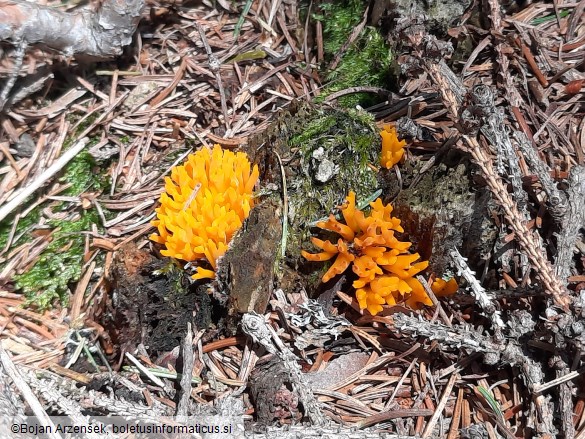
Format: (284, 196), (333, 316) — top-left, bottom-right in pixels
(150, 144), (259, 280)
(431, 277), (459, 297)
(380, 125), (406, 169)
(302, 191), (439, 315)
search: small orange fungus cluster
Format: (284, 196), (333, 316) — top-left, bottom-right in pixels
(302, 191), (434, 315)
(150, 144), (259, 280)
(431, 278), (459, 296)
(380, 125), (406, 169)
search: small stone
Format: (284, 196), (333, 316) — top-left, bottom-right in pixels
(312, 146), (325, 160)
(315, 158), (337, 183)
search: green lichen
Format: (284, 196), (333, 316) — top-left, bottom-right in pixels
(313, 0), (393, 107)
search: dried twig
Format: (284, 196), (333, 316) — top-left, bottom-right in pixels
(393, 312), (555, 434)
(196, 22), (230, 130)
(0, 138), (89, 223)
(552, 358), (576, 439)
(516, 133), (585, 285)
(242, 312), (326, 425)
(243, 425), (419, 438)
(0, 0), (143, 57)
(449, 249), (505, 332)
(176, 322), (193, 421)
(0, 38), (26, 110)
(422, 373), (458, 439)
(26, 371), (109, 439)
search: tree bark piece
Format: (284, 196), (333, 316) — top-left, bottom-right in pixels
(0, 0), (144, 57)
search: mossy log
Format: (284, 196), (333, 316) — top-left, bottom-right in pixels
(218, 102), (495, 314)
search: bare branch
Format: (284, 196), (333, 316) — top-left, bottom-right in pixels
(516, 133), (585, 285)
(392, 313), (555, 435)
(515, 132), (568, 222)
(0, 347), (62, 439)
(0, 0), (144, 57)
(450, 248), (506, 332)
(554, 167), (585, 282)
(397, 18), (571, 311)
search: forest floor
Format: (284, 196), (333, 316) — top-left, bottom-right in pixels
(0, 0), (584, 437)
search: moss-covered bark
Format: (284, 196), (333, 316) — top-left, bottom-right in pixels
(212, 102), (383, 302)
(245, 102), (381, 263)
(392, 154), (497, 276)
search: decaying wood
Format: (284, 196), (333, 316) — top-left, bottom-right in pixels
(242, 312), (326, 426)
(0, 0), (143, 57)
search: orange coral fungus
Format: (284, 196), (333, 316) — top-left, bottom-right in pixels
(302, 191), (432, 315)
(150, 144), (259, 280)
(431, 278), (459, 297)
(380, 125), (406, 169)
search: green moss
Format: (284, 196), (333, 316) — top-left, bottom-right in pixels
(15, 211), (100, 309)
(313, 1), (364, 50)
(0, 208), (40, 250)
(0, 139), (110, 310)
(0, 147), (102, 248)
(61, 148), (108, 196)
(284, 106), (380, 257)
(313, 0), (393, 107)
(289, 115), (337, 146)
(69, 113), (99, 135)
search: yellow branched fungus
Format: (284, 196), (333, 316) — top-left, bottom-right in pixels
(302, 191), (432, 315)
(431, 277), (459, 296)
(150, 144), (259, 280)
(380, 125), (406, 169)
